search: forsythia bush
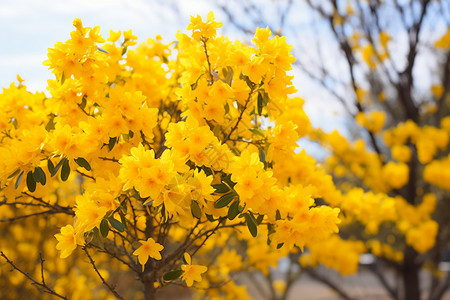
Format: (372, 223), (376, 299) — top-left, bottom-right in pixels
(0, 13), (341, 299)
(0, 11), (448, 300)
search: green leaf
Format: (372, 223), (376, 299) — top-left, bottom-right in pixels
(276, 210), (281, 220)
(240, 74), (255, 89)
(225, 66), (234, 86)
(119, 211), (127, 230)
(214, 192), (235, 209)
(206, 214), (215, 222)
(100, 219), (110, 238)
(108, 137), (117, 151)
(267, 223), (276, 235)
(248, 211), (258, 224)
(213, 183), (229, 194)
(91, 227), (104, 250)
(163, 270), (184, 281)
(26, 171), (36, 192)
(190, 73), (204, 91)
(277, 243), (284, 249)
(259, 148), (266, 163)
(224, 102), (230, 114)
(257, 92), (263, 115)
(51, 158), (65, 177)
(120, 201), (127, 214)
(121, 46), (127, 56)
(97, 47), (109, 54)
(47, 160), (55, 175)
(15, 171), (24, 189)
(256, 214), (264, 225)
(33, 167), (46, 185)
(181, 254), (188, 264)
(223, 173), (237, 188)
(244, 213), (258, 237)
(144, 200), (153, 206)
(227, 200), (240, 220)
(60, 159), (70, 181)
(45, 115), (55, 131)
(191, 200), (202, 219)
(75, 157), (91, 171)
(79, 95), (87, 110)
(8, 168), (21, 179)
(11, 118), (18, 129)
(249, 128), (265, 137)
(61, 71), (65, 85)
(108, 217), (125, 232)
(161, 204), (166, 222)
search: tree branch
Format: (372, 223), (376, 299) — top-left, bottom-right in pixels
(0, 251), (67, 300)
(83, 247), (124, 300)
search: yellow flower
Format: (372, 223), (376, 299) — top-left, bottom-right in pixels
(406, 220), (438, 253)
(435, 28), (450, 49)
(361, 44), (377, 68)
(431, 84), (444, 99)
(391, 144), (411, 163)
(180, 253), (207, 287)
(382, 162), (409, 189)
(54, 225), (83, 258)
(133, 238), (164, 271)
(186, 11), (222, 40)
(355, 111), (385, 133)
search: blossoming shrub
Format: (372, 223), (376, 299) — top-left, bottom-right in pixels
(1, 11), (448, 300)
(0, 13), (343, 299)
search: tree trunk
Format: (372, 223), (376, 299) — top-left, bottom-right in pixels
(402, 246), (421, 300)
(144, 278), (156, 300)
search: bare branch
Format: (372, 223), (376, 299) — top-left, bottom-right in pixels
(0, 210), (70, 223)
(304, 267), (354, 300)
(0, 251), (67, 300)
(83, 247), (125, 300)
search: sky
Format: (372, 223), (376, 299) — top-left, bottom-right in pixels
(0, 0), (215, 91)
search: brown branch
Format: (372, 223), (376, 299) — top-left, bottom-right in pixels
(304, 267), (354, 300)
(223, 89), (255, 143)
(201, 38), (214, 84)
(430, 269), (450, 300)
(367, 263), (398, 300)
(0, 251), (67, 300)
(0, 210), (69, 222)
(98, 156), (119, 163)
(436, 50), (450, 125)
(83, 247), (124, 300)
(219, 4), (254, 35)
(22, 192), (74, 214)
(75, 169), (95, 181)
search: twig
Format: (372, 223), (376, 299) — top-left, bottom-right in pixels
(305, 267), (354, 300)
(368, 263), (398, 300)
(223, 89), (254, 143)
(22, 192), (74, 214)
(0, 210), (67, 222)
(98, 157), (120, 163)
(201, 38), (215, 84)
(75, 170), (95, 181)
(0, 251), (67, 299)
(82, 247), (124, 300)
